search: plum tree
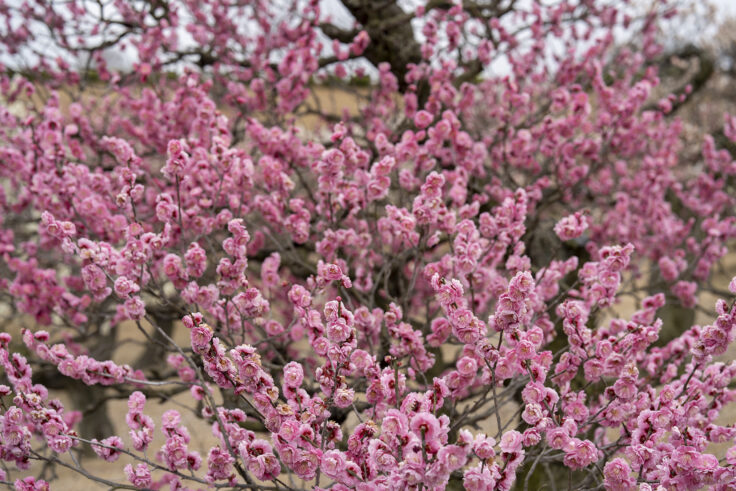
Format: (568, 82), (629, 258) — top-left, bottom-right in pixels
(0, 0), (735, 489)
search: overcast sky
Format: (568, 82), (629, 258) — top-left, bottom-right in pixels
(7, 0), (736, 74)
(715, 0), (736, 17)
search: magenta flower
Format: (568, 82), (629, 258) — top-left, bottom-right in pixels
(190, 325), (213, 354)
(603, 458), (635, 490)
(499, 430), (523, 454)
(124, 463), (152, 488)
(563, 438), (599, 470)
(554, 212), (590, 241)
(414, 110), (434, 129)
(282, 361), (304, 388)
(14, 477), (50, 491)
(90, 436), (124, 462)
(410, 412), (441, 442)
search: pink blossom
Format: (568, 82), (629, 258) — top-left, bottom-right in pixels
(463, 464), (499, 491)
(563, 439), (599, 470)
(14, 477), (50, 491)
(414, 110), (434, 129)
(410, 412), (441, 441)
(456, 356), (478, 377)
(191, 325), (213, 354)
(499, 430), (523, 454)
(603, 458), (635, 490)
(90, 436), (124, 462)
(113, 276), (139, 298)
(554, 212), (590, 241)
(283, 361), (304, 388)
(124, 463), (152, 488)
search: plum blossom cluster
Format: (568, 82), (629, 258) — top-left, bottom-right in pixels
(0, 0), (736, 490)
